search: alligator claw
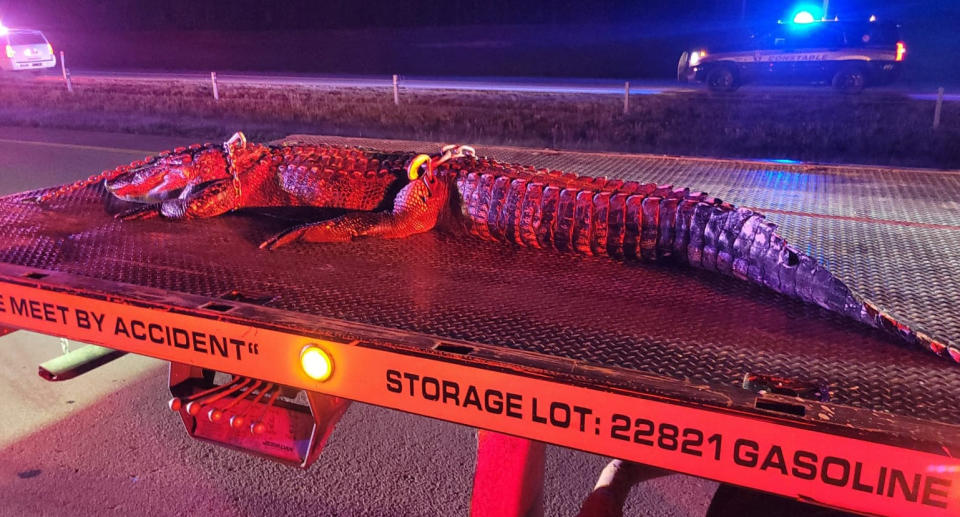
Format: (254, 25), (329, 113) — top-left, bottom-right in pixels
(259, 227), (309, 250)
(260, 216), (368, 249)
(116, 204), (161, 221)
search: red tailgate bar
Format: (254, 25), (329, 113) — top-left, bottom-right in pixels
(0, 276), (957, 516)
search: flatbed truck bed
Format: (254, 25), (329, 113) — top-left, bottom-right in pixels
(0, 135), (957, 516)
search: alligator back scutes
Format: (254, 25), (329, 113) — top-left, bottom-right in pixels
(271, 146), (411, 210)
(269, 144), (414, 173)
(453, 163), (727, 267)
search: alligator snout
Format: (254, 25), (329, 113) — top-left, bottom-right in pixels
(104, 163), (183, 203)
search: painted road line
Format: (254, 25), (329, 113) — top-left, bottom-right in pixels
(909, 93), (960, 102)
(0, 137), (154, 155)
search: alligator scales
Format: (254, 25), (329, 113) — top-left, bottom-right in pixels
(40, 132), (957, 364)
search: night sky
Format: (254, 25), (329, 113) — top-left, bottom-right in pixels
(1, 0), (955, 31)
(1, 0), (955, 80)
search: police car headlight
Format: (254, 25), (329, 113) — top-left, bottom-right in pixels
(689, 50), (706, 67)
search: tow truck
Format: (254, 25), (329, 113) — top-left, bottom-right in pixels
(0, 135), (957, 516)
(678, 14), (906, 93)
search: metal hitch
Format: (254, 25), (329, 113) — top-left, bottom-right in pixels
(167, 362), (350, 468)
(38, 344), (126, 381)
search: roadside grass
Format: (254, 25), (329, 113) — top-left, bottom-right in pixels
(0, 74), (957, 168)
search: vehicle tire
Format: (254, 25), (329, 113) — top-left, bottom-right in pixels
(677, 51), (690, 83)
(832, 65), (866, 94)
(706, 65), (738, 92)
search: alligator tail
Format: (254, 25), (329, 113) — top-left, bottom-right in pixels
(454, 164), (957, 364)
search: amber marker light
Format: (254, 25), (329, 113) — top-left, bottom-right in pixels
(300, 345), (334, 381)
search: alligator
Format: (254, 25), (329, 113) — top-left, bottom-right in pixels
(39, 132), (957, 364)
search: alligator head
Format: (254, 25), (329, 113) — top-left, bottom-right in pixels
(37, 132), (256, 205)
(104, 143), (231, 203)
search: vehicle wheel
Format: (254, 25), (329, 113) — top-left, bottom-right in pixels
(832, 65), (866, 94)
(706, 66), (738, 92)
(677, 51), (690, 83)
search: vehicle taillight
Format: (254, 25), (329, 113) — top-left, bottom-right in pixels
(4, 45), (13, 58)
(46, 43), (53, 55)
(896, 41), (906, 62)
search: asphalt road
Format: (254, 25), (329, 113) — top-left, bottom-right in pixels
(0, 127), (718, 516)
(42, 70), (960, 101)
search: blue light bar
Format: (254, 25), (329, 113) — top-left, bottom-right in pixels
(793, 11), (815, 23)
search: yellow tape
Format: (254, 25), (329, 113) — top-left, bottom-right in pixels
(407, 154), (431, 181)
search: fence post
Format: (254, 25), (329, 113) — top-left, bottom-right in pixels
(210, 72), (220, 101)
(933, 87), (944, 129)
(393, 74), (400, 106)
(623, 81), (630, 114)
(59, 51), (73, 93)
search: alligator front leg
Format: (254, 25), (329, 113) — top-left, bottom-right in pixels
(260, 174), (451, 249)
(259, 212), (411, 248)
(116, 180), (239, 221)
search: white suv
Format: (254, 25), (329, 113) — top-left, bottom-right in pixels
(1, 28), (56, 72)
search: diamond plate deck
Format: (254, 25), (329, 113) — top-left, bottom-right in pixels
(1, 135), (958, 428)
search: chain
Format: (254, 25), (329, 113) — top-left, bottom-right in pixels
(223, 132), (246, 211)
(407, 144), (476, 181)
(436, 144), (476, 166)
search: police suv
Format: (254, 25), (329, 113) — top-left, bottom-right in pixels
(678, 17), (905, 93)
(0, 27), (57, 72)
